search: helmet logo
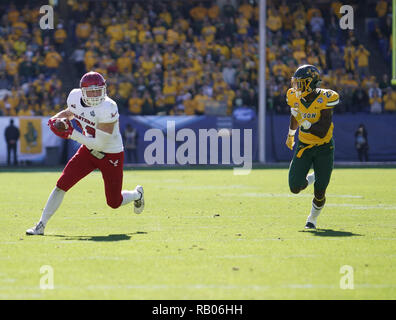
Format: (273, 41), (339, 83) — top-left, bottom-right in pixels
(292, 65), (320, 98)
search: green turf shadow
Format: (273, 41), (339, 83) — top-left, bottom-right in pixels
(299, 229), (363, 237)
(49, 232), (147, 242)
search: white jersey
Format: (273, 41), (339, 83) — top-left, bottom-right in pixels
(66, 88), (124, 153)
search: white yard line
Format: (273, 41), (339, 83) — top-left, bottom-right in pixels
(3, 237), (396, 245)
(223, 192), (364, 199)
(1, 283), (396, 292)
(216, 254), (318, 259)
(244, 193), (365, 198)
(326, 204), (396, 210)
(167, 185), (256, 190)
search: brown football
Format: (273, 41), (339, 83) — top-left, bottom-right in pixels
(54, 118), (68, 131)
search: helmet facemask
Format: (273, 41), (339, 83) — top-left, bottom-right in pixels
(81, 85), (106, 107)
(291, 77), (313, 99)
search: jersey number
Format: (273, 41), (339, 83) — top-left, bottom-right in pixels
(75, 120), (96, 137)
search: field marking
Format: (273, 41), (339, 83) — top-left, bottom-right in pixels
(225, 193), (364, 199)
(71, 283), (396, 291)
(326, 204), (396, 210)
(53, 255), (186, 261)
(3, 237), (396, 245)
(2, 283), (396, 292)
(216, 254), (318, 259)
(167, 185), (256, 190)
(0, 292), (42, 299)
(165, 187), (365, 199)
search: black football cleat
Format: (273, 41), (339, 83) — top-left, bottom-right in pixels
(305, 222), (316, 229)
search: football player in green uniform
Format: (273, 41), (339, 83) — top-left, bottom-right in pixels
(285, 65), (340, 229)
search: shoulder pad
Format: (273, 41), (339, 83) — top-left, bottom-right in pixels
(67, 88), (81, 104)
(97, 97), (119, 123)
(68, 88), (81, 97)
(321, 89), (339, 107)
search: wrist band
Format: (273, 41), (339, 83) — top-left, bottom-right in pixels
(288, 128), (296, 136)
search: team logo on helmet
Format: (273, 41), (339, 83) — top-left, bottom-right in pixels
(291, 65), (321, 98)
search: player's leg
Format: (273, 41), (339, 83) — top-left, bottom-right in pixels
(100, 152), (124, 209)
(288, 142), (314, 194)
(305, 140), (335, 229)
(56, 146), (98, 193)
(26, 146), (96, 235)
(99, 151), (144, 213)
(26, 187), (66, 235)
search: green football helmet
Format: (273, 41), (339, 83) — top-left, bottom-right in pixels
(291, 64), (321, 98)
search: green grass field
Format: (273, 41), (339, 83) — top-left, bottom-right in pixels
(1, 168), (396, 299)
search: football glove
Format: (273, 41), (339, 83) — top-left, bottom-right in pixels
(48, 118), (74, 139)
(286, 134), (295, 150)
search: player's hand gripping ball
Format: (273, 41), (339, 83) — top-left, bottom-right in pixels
(48, 118), (74, 139)
(54, 118), (69, 131)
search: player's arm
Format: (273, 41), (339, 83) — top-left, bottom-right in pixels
(47, 108), (75, 139)
(51, 108), (75, 120)
(96, 121), (116, 134)
(285, 89), (299, 150)
(52, 89), (82, 120)
(289, 114), (298, 130)
(69, 120), (116, 151)
(303, 108), (332, 138)
(286, 113), (299, 150)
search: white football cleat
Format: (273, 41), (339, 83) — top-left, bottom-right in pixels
(26, 221), (45, 235)
(305, 212), (318, 229)
(134, 185), (144, 214)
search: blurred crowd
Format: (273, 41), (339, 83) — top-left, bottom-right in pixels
(67, 0), (259, 116)
(266, 0), (395, 114)
(0, 3), (65, 116)
(0, 0), (395, 117)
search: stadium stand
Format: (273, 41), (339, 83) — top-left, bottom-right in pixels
(0, 0), (394, 118)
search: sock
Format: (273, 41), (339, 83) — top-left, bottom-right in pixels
(306, 172), (315, 186)
(39, 187), (66, 226)
(121, 189), (140, 206)
(307, 201), (323, 225)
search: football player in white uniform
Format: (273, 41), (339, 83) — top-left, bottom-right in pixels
(26, 71), (144, 235)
